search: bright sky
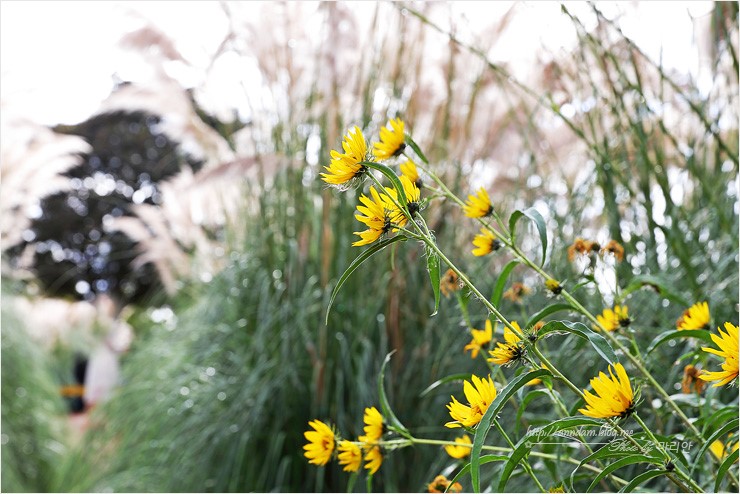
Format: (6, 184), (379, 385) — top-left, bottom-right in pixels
(0, 1), (716, 126)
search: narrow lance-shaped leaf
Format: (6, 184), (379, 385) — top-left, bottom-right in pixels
(490, 260), (520, 307)
(645, 329), (714, 355)
(509, 207), (548, 267)
(404, 135), (429, 164)
(360, 161), (408, 207)
(378, 351), (410, 437)
(715, 448), (740, 493)
(537, 320), (619, 365)
(497, 416), (604, 492)
(469, 368), (551, 492)
(426, 245), (441, 316)
(326, 236), (406, 324)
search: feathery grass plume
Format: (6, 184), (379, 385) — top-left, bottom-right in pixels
(699, 322), (738, 387)
(578, 363), (635, 419)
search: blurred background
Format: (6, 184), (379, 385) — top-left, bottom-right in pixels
(1, 1), (737, 492)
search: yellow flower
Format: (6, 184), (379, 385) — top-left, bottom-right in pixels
(303, 419), (335, 466)
(373, 118), (406, 160)
(445, 374), (497, 428)
(545, 278), (563, 295)
(386, 175), (421, 224)
(358, 406), (384, 444)
(578, 363), (634, 419)
(677, 301), (710, 330)
(337, 440), (362, 472)
(428, 475), (463, 493)
(463, 187), (493, 218)
(471, 227), (501, 256)
(527, 364), (549, 386)
(699, 322), (738, 387)
(444, 435), (472, 459)
(503, 282), (531, 303)
(440, 269), (461, 297)
(364, 445), (383, 475)
(488, 322), (525, 366)
(595, 305), (631, 332)
(321, 126), (368, 187)
(710, 437), (739, 461)
(352, 186), (393, 246)
(464, 320), (493, 359)
(400, 159), (423, 189)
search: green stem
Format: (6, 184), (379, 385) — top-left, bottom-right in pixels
(493, 421), (547, 493)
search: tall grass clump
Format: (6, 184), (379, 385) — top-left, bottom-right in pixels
(1, 285), (67, 493)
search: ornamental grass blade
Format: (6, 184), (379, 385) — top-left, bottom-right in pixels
(378, 351), (410, 437)
(537, 320), (618, 365)
(326, 236), (406, 324)
(645, 329), (714, 355)
(508, 207), (548, 267)
(470, 368), (551, 492)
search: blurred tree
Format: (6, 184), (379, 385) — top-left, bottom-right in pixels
(6, 110), (203, 306)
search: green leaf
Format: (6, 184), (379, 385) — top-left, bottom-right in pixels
(525, 303), (574, 329)
(514, 389), (550, 435)
(377, 351), (410, 437)
(619, 469), (666, 492)
(587, 454), (662, 492)
(645, 329), (714, 355)
(404, 135), (429, 164)
(498, 416), (603, 492)
(690, 417), (739, 475)
(509, 207), (548, 266)
(470, 368), (551, 492)
(715, 448), (740, 492)
(326, 236), (406, 324)
(490, 260), (520, 307)
(426, 246), (441, 316)
(569, 444), (638, 489)
(537, 320), (619, 365)
(419, 373), (473, 398)
(621, 274), (689, 306)
(447, 455), (509, 490)
(360, 161), (407, 207)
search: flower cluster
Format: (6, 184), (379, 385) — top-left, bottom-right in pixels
(567, 237), (625, 262)
(303, 407), (386, 475)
